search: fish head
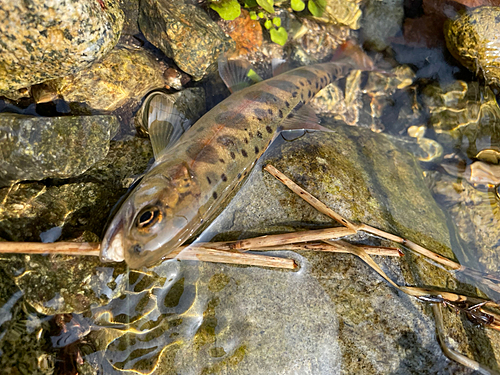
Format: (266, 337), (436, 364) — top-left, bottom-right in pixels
(101, 162), (201, 268)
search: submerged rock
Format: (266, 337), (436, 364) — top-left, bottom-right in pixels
(49, 124), (498, 374)
(0, 0), (123, 97)
(33, 46), (167, 112)
(421, 80), (500, 159)
(430, 170), (500, 274)
(0, 114), (119, 186)
(0, 137), (153, 314)
(310, 0), (362, 29)
(445, 6), (500, 85)
(310, 65), (417, 132)
(360, 0), (404, 51)
(138, 0), (235, 80)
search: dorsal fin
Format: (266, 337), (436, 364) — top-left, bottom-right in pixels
(218, 58), (262, 93)
(140, 92), (193, 158)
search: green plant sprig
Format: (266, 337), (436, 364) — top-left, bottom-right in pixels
(209, 0), (326, 46)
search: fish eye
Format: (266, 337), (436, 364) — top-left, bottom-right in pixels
(136, 206), (162, 230)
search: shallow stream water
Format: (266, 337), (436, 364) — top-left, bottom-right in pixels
(1, 0), (500, 374)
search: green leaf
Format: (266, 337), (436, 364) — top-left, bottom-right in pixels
(244, 0), (258, 7)
(308, 0), (326, 17)
(291, 0), (305, 12)
(210, 0), (241, 20)
(249, 10), (258, 19)
(272, 17), (281, 27)
(264, 19), (273, 29)
(257, 0), (274, 14)
(258, 11), (265, 18)
(270, 27), (288, 46)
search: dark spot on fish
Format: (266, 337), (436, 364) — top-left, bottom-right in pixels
(237, 173), (242, 179)
(254, 108), (268, 121)
(213, 192), (218, 199)
(278, 110), (283, 118)
(293, 101), (304, 112)
(315, 81), (319, 89)
(266, 125), (272, 133)
(320, 77), (325, 84)
(266, 80), (299, 92)
(257, 131), (263, 138)
(287, 113), (295, 119)
(245, 91), (279, 104)
(206, 176), (212, 184)
(244, 138), (248, 144)
(292, 92), (298, 98)
(215, 111), (250, 129)
(301, 93), (304, 101)
(132, 244), (143, 254)
(230, 151), (236, 159)
(307, 79), (312, 85)
(254, 146), (259, 154)
(219, 158), (225, 163)
(217, 135), (238, 147)
(299, 81), (305, 86)
(248, 131), (254, 138)
(221, 173), (227, 182)
(285, 101), (290, 108)
(241, 149), (248, 157)
(186, 143), (219, 164)
(268, 108), (273, 116)
(243, 171), (248, 176)
(308, 90), (312, 98)
(290, 69), (318, 80)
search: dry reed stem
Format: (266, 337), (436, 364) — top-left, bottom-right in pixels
(0, 241), (296, 269)
(0, 241), (101, 256)
(168, 246), (297, 269)
(242, 242), (402, 256)
(264, 164), (500, 286)
(212, 227), (356, 251)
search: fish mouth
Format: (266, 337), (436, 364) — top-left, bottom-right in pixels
(100, 218), (125, 263)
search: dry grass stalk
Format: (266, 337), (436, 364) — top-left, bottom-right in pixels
(168, 246), (297, 269)
(264, 164), (500, 287)
(241, 242), (402, 256)
(209, 227), (356, 251)
(0, 241), (101, 256)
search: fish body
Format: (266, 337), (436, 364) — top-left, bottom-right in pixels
(101, 62), (348, 268)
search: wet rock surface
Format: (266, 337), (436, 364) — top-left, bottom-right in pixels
(138, 0), (235, 80)
(445, 6), (500, 85)
(0, 0), (124, 97)
(0, 114), (119, 186)
(4, 125), (493, 374)
(33, 46), (167, 111)
(0, 137), (153, 315)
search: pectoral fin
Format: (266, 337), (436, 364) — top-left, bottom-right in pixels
(138, 92), (194, 159)
(218, 58), (262, 93)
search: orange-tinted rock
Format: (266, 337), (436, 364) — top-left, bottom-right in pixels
(219, 10), (263, 55)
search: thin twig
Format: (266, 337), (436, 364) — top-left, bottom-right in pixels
(264, 164), (358, 231)
(241, 241), (403, 257)
(209, 227), (356, 251)
(0, 241), (296, 269)
(264, 164), (500, 286)
(169, 246), (297, 269)
(0, 242), (100, 256)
